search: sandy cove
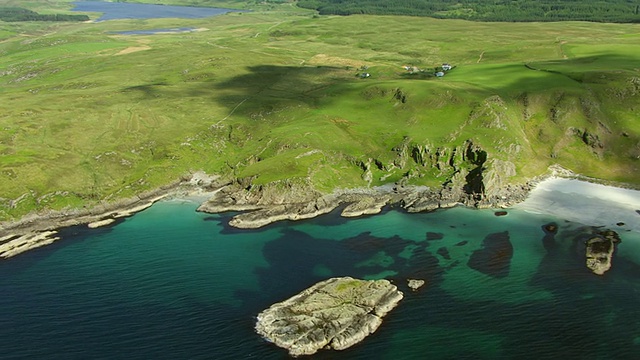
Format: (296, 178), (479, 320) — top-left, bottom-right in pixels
(514, 177), (640, 232)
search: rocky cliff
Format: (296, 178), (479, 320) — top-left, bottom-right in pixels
(198, 139), (533, 229)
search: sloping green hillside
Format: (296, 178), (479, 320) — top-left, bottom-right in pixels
(0, 4), (639, 220)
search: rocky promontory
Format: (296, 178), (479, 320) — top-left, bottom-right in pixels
(255, 277), (403, 357)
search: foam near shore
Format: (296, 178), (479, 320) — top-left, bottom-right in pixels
(515, 178), (640, 232)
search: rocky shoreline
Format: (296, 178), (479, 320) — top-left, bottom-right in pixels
(196, 177), (536, 229)
(0, 171), (531, 258)
(1, 164), (632, 260)
(0, 190), (173, 259)
(0, 172), (223, 259)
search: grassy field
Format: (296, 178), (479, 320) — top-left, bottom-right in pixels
(1, 0), (639, 221)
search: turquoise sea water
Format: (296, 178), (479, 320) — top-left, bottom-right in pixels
(1, 199), (640, 359)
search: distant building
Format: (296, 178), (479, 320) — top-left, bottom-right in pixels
(360, 73), (370, 78)
(442, 63), (452, 71)
(435, 71), (445, 77)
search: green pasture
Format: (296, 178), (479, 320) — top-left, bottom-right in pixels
(0, 1), (639, 220)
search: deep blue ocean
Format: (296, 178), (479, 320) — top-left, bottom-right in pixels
(1, 199), (640, 359)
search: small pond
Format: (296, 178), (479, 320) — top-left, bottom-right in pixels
(72, 1), (243, 21)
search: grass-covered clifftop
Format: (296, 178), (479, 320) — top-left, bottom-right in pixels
(1, 1), (639, 221)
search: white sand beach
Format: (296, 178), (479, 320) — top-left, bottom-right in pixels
(515, 178), (640, 232)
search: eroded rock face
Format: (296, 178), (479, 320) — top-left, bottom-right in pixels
(255, 277), (403, 357)
(197, 166), (536, 229)
(585, 230), (621, 275)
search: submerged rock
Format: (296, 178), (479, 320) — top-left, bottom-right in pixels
(467, 231), (513, 278)
(437, 246), (451, 260)
(541, 222), (558, 252)
(255, 277), (403, 357)
(585, 230), (621, 275)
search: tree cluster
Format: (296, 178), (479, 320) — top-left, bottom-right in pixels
(0, 7), (90, 22)
(297, 0), (640, 23)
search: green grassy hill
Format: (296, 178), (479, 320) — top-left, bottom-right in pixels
(0, 1), (639, 220)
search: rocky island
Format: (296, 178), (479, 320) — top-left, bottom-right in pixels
(255, 277), (403, 357)
(585, 230), (622, 275)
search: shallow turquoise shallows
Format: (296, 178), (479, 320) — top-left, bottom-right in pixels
(1, 199), (639, 359)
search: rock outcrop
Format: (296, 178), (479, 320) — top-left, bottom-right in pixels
(255, 277), (403, 357)
(0, 231), (60, 258)
(197, 179), (533, 229)
(585, 230), (621, 275)
(407, 279), (425, 291)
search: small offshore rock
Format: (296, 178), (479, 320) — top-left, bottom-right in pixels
(542, 223), (558, 234)
(407, 279), (425, 291)
(585, 229), (621, 275)
(255, 277), (403, 357)
(494, 211), (508, 217)
(585, 237), (613, 275)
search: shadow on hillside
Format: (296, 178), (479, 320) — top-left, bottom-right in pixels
(205, 64), (357, 119)
(523, 53), (639, 84)
(528, 54), (639, 71)
(203, 53), (639, 113)
(122, 81), (170, 98)
(117, 53), (639, 114)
